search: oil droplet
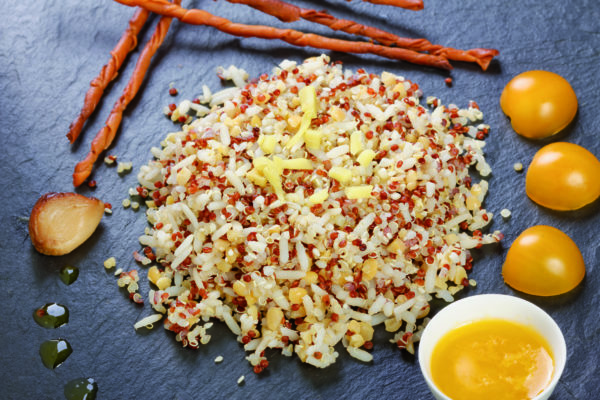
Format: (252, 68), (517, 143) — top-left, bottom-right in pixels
(33, 303), (69, 329)
(64, 378), (98, 400)
(59, 265), (79, 285)
(39, 339), (72, 369)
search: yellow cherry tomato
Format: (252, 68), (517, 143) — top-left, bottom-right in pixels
(526, 142), (600, 210)
(500, 70), (577, 139)
(502, 225), (585, 296)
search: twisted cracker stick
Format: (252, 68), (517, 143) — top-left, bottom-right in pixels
(228, 0), (498, 70)
(73, 0), (181, 186)
(113, 0), (451, 70)
(67, 8), (150, 143)
(362, 0), (424, 10)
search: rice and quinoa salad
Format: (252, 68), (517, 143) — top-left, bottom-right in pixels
(131, 55), (502, 372)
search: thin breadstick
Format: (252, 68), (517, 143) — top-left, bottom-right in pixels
(67, 8), (150, 144)
(112, 0), (451, 70)
(362, 0), (424, 10)
(73, 0), (180, 186)
(227, 0), (498, 70)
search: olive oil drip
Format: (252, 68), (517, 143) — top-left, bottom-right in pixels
(34, 267), (98, 395)
(39, 339), (72, 369)
(59, 265), (79, 285)
(33, 303), (69, 329)
(64, 378), (98, 400)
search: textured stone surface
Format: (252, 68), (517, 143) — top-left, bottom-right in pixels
(1, 0), (599, 398)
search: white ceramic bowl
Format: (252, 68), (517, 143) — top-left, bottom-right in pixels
(418, 294), (566, 400)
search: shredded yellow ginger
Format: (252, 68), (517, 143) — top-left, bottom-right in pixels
(246, 86), (321, 200)
(252, 156), (313, 200)
(286, 85), (318, 149)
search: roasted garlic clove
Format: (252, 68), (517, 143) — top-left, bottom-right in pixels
(29, 192), (104, 256)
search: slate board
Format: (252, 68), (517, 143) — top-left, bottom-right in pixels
(2, 0), (599, 398)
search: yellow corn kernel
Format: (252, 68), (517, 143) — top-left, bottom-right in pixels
(248, 305), (258, 320)
(246, 293), (257, 306)
(266, 307), (284, 331)
(225, 246), (239, 262)
(156, 277), (172, 291)
(359, 322), (374, 342)
(246, 168), (267, 187)
(344, 185), (373, 199)
(471, 183), (483, 197)
(281, 158), (313, 170)
(381, 71), (397, 86)
(103, 257), (116, 270)
(350, 131), (364, 155)
(349, 334), (365, 348)
(435, 277), (449, 291)
(384, 318), (402, 332)
(250, 114), (262, 127)
(361, 258), (379, 281)
(329, 105), (346, 122)
(444, 233), (459, 245)
(230, 125), (242, 137)
(304, 129), (322, 151)
(170, 109), (181, 122)
(287, 114), (302, 130)
(216, 260), (233, 272)
(304, 271), (319, 285)
(258, 135), (276, 154)
(418, 137), (430, 149)
(214, 239), (229, 252)
(267, 225), (281, 235)
(166, 196), (175, 205)
(329, 167), (352, 184)
(290, 97), (301, 108)
(289, 287), (307, 304)
(387, 237), (405, 254)
(347, 320), (361, 335)
(147, 266), (160, 285)
(165, 132), (178, 143)
(392, 82), (407, 98)
(336, 272), (350, 286)
(292, 306), (307, 319)
(418, 306), (430, 319)
(357, 149), (376, 167)
(307, 189), (329, 205)
(299, 329), (313, 345)
(465, 195), (480, 211)
(223, 118), (235, 128)
(176, 167), (192, 186)
(233, 281), (248, 296)
(406, 169), (418, 191)
(453, 266), (468, 285)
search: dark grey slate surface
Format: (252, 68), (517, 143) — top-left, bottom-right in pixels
(2, 0), (599, 398)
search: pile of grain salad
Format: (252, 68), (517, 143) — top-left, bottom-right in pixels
(132, 55), (502, 372)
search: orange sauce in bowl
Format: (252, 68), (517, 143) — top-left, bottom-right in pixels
(430, 319), (554, 400)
